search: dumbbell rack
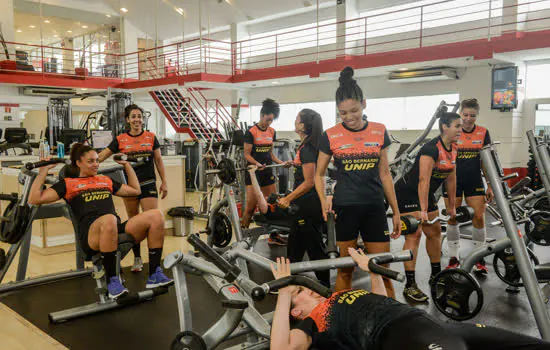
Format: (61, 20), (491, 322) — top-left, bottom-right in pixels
(481, 143), (550, 339)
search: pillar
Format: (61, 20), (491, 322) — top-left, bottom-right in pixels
(336, 0), (360, 56)
(0, 0), (15, 61)
(231, 22), (248, 74)
(61, 37), (74, 73)
(499, 0), (525, 36)
(120, 18), (139, 79)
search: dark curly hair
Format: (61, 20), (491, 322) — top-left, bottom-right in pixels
(124, 104), (144, 120)
(461, 98), (480, 111)
(260, 98), (280, 120)
(335, 66), (364, 105)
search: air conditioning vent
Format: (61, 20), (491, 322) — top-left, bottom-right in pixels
(388, 68), (458, 83)
(20, 86), (77, 96)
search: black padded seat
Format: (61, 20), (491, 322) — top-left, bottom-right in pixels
(253, 213), (293, 230)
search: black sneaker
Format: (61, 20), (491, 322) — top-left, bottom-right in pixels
(403, 283), (429, 302)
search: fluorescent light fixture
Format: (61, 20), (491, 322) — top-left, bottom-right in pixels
(399, 68), (408, 71)
(29, 25), (36, 28)
(44, 19), (51, 23)
(120, 7), (128, 13)
(81, 88), (88, 91)
(16, 46), (20, 49)
(16, 29), (22, 33)
(67, 30), (72, 33)
(272, 81), (280, 84)
(82, 25), (88, 29)
(176, 7), (185, 15)
(106, 14), (112, 18)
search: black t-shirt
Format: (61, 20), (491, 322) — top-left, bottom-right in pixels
(397, 136), (457, 194)
(319, 120), (391, 207)
(107, 130), (160, 184)
(295, 289), (423, 350)
(244, 124), (276, 166)
(456, 125), (491, 181)
(51, 175), (122, 232)
(293, 142), (318, 200)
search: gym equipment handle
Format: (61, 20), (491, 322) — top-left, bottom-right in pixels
(25, 158), (70, 171)
(251, 275), (332, 301)
(368, 253), (409, 282)
(0, 193), (18, 202)
(326, 213), (338, 258)
(501, 172), (518, 181)
(187, 233), (241, 283)
(113, 154), (147, 162)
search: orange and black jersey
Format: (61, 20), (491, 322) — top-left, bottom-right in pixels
(319, 120), (391, 206)
(295, 289), (422, 350)
(244, 124), (276, 165)
(293, 143), (318, 200)
(51, 175), (122, 227)
(456, 125), (491, 179)
(107, 130), (160, 183)
(397, 136), (457, 193)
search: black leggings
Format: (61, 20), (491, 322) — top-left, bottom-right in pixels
(287, 194), (330, 287)
(380, 313), (550, 350)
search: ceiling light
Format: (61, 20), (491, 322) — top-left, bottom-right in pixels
(53, 34), (59, 37)
(82, 25), (88, 29)
(106, 14), (111, 18)
(176, 7), (185, 15)
(44, 20), (50, 23)
(29, 25), (35, 28)
(272, 81), (280, 84)
(16, 29), (22, 33)
(67, 30), (72, 33)
(120, 7), (128, 13)
(81, 88), (88, 91)
(16, 46), (20, 49)
(399, 68), (408, 71)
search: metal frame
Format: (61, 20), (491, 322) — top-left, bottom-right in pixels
(527, 130), (550, 202)
(481, 143), (550, 339)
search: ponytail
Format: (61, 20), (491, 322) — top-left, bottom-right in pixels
(69, 143), (94, 176)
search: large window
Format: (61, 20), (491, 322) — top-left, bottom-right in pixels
(366, 94), (460, 130)
(249, 102), (336, 132)
(527, 63), (550, 99)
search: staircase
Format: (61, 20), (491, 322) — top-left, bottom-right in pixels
(150, 87), (236, 142)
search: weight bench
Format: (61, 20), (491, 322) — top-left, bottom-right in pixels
(252, 212), (293, 234)
(48, 230), (168, 323)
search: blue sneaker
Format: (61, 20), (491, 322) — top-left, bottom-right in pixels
(107, 276), (128, 299)
(146, 267), (174, 289)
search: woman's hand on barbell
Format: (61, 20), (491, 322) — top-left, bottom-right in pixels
(277, 196), (291, 209)
(283, 160), (294, 168)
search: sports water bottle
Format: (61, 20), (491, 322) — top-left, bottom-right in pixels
(44, 140), (50, 157)
(38, 139), (45, 159)
(57, 142), (65, 158)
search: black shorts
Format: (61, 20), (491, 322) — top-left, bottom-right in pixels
(396, 185), (438, 213)
(334, 204), (390, 243)
(245, 168), (276, 186)
(138, 181), (158, 200)
(78, 215), (127, 257)
(442, 177), (485, 198)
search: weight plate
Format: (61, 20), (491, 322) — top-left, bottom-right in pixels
(431, 268), (483, 321)
(0, 248), (5, 271)
(533, 198), (550, 212)
(171, 331), (207, 350)
(493, 247), (539, 287)
(212, 212), (232, 248)
(525, 212), (550, 246)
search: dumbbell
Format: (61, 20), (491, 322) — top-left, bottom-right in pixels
(267, 193), (299, 216)
(400, 207), (474, 235)
(113, 154), (148, 162)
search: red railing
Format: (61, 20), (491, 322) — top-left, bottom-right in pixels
(1, 0), (550, 81)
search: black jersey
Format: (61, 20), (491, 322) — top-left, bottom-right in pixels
(244, 124), (276, 166)
(107, 130), (160, 184)
(293, 142), (318, 200)
(397, 136), (457, 194)
(51, 175), (122, 228)
(456, 125), (491, 180)
(319, 120), (391, 206)
(295, 289), (422, 350)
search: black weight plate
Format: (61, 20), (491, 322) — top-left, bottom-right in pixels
(0, 202), (30, 244)
(171, 331), (207, 350)
(525, 212), (550, 246)
(431, 268), (483, 321)
(212, 212), (232, 248)
(0, 248), (5, 271)
(493, 247), (539, 287)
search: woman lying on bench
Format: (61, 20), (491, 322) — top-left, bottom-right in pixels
(28, 143), (173, 299)
(270, 249), (550, 350)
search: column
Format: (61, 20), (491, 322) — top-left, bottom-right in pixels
(120, 18), (139, 79)
(336, 0), (360, 56)
(61, 37), (74, 73)
(499, 0), (524, 36)
(231, 22), (248, 74)
(0, 0), (15, 61)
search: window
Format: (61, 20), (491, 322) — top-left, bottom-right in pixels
(249, 102), (336, 132)
(527, 63), (550, 99)
(366, 94), (460, 130)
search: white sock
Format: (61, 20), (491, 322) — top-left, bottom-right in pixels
(472, 227), (486, 248)
(447, 224), (460, 258)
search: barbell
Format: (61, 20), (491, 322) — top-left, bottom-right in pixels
(401, 206), (474, 235)
(205, 158), (287, 184)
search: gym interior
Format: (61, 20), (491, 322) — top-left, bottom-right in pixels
(2, 0), (550, 349)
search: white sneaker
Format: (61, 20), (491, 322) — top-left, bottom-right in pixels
(131, 257), (143, 273)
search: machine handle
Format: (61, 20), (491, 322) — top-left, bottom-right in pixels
(251, 275), (332, 301)
(502, 172), (519, 181)
(326, 213), (338, 258)
(368, 254), (408, 282)
(187, 233), (241, 282)
(24, 158), (69, 171)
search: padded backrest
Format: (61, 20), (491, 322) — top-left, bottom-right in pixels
(59, 164), (79, 180)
